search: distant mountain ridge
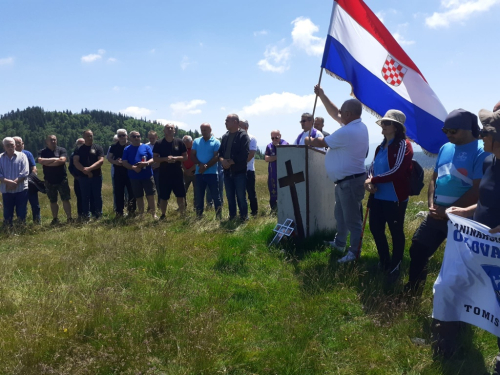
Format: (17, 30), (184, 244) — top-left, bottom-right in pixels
(0, 107), (199, 154)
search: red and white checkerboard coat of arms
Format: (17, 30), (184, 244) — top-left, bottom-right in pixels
(381, 55), (408, 87)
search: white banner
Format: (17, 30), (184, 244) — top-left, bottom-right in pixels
(433, 213), (500, 337)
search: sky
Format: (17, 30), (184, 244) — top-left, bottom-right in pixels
(1, 0), (500, 152)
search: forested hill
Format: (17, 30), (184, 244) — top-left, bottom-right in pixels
(0, 107), (200, 154)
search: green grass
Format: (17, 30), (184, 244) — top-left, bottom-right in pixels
(0, 161), (497, 374)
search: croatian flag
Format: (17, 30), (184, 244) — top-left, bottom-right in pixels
(322, 0), (448, 154)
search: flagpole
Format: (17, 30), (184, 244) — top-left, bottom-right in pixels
(309, 67), (324, 138)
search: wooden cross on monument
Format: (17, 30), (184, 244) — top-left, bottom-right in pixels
(278, 159), (306, 239)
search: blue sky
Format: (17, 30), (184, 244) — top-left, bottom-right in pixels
(1, 0), (499, 151)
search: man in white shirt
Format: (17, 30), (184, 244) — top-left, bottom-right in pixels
(239, 120), (258, 216)
(294, 113), (324, 146)
(305, 86), (369, 263)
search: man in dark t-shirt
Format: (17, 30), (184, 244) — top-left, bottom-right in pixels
(108, 129), (136, 217)
(153, 124), (187, 218)
(38, 135), (73, 224)
(73, 130), (104, 220)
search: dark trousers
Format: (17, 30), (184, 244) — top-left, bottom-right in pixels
(2, 190), (29, 225)
(206, 173), (224, 207)
(195, 174), (221, 217)
(78, 176), (103, 219)
(184, 174), (197, 208)
(369, 198), (408, 271)
(114, 172), (136, 215)
(153, 169), (160, 205)
(408, 215), (448, 289)
(246, 170), (258, 216)
(224, 171), (247, 220)
(28, 191), (41, 223)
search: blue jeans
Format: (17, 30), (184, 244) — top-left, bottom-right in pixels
(78, 176), (103, 219)
(333, 174), (366, 256)
(2, 190), (29, 225)
(224, 171), (247, 219)
(195, 173), (221, 217)
(206, 172), (224, 207)
(28, 191), (41, 222)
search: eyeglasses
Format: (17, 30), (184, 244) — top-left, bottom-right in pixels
(118, 134), (126, 137)
(131, 135), (141, 139)
(271, 136), (280, 140)
(442, 128), (458, 135)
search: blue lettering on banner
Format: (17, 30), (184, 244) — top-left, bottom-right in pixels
(481, 265), (500, 308)
(454, 230), (463, 242)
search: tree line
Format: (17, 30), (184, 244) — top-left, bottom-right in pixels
(0, 107), (264, 159)
(0, 107), (200, 154)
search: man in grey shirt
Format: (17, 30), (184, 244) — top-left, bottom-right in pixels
(0, 137), (30, 226)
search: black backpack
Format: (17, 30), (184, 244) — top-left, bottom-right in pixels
(409, 160), (425, 196)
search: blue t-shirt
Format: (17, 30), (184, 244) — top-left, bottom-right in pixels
(122, 144), (153, 180)
(373, 140), (399, 202)
(434, 140), (488, 207)
(192, 136), (221, 174)
(22, 150), (36, 172)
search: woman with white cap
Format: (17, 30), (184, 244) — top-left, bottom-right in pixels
(365, 110), (414, 282)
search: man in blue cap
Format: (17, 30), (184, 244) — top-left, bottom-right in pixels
(406, 109), (489, 295)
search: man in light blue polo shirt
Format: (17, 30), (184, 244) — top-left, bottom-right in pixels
(191, 123), (221, 218)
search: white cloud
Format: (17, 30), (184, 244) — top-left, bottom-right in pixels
(426, 0), (500, 28)
(180, 55), (192, 70)
(375, 11), (385, 23)
(0, 57), (14, 66)
(240, 92), (321, 117)
(170, 99), (207, 116)
(98, 49), (106, 55)
(81, 54), (102, 63)
(254, 30), (268, 36)
(107, 57), (117, 63)
(392, 32), (415, 46)
(291, 17), (325, 56)
(392, 23), (415, 46)
(257, 46), (290, 73)
(155, 119), (189, 129)
(121, 106), (152, 118)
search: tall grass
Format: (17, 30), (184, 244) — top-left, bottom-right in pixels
(0, 161), (497, 374)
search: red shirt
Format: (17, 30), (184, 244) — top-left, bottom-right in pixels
(183, 148), (195, 169)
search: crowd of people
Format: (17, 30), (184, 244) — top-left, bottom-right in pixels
(0, 115), (266, 225)
(1, 87), (500, 366)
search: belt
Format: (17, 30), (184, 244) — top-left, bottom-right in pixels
(335, 172), (365, 185)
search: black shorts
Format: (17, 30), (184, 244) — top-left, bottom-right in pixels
(130, 176), (156, 198)
(159, 168), (186, 200)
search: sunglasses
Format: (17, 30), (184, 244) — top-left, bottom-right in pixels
(271, 136), (280, 140)
(479, 129), (493, 138)
(118, 134), (126, 137)
(299, 119), (310, 123)
(442, 128), (458, 135)
(380, 121), (394, 127)
(131, 135), (141, 139)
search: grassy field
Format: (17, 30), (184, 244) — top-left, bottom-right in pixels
(0, 160), (497, 374)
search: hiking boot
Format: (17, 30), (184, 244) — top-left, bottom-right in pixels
(338, 251), (357, 263)
(387, 264), (401, 284)
(50, 218), (59, 226)
(493, 353), (500, 375)
(324, 241), (345, 253)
